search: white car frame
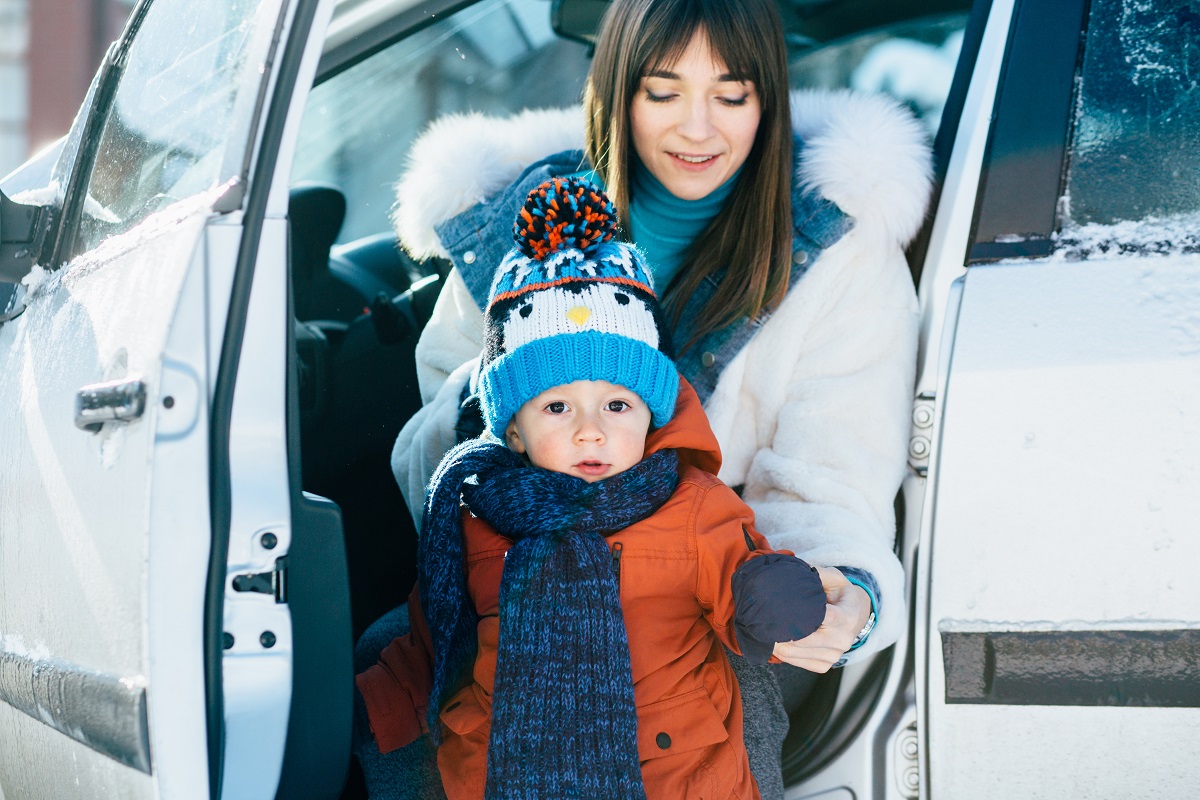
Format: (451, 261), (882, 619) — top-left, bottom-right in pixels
(2, 0), (1198, 797)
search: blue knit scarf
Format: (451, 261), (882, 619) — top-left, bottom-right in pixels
(418, 438), (679, 799)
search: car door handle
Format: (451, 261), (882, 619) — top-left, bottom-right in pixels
(75, 378), (147, 432)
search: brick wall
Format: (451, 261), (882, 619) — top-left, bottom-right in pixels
(0, 0), (133, 178)
(0, 0), (27, 178)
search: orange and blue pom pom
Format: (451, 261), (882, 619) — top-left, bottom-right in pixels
(514, 177), (616, 261)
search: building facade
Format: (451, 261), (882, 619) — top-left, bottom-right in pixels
(0, 0), (133, 178)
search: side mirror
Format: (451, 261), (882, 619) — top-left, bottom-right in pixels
(550, 0), (610, 46)
(1, 188), (55, 284)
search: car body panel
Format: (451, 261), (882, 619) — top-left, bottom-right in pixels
(912, 0), (1200, 794)
(924, 255), (1200, 794)
(219, 213), (297, 798)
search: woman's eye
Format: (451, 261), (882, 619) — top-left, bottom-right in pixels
(718, 95), (750, 107)
(546, 401), (567, 414)
(607, 401), (630, 413)
(645, 90), (674, 103)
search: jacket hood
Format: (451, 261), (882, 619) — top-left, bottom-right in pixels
(645, 377), (722, 476)
(393, 89), (931, 260)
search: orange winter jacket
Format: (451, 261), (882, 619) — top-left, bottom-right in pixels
(358, 379), (793, 800)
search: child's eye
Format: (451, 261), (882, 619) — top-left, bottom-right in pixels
(545, 401), (567, 414)
(607, 400), (630, 413)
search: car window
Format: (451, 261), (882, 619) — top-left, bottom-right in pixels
(293, 0), (591, 245)
(789, 14), (967, 138)
(71, 0), (285, 254)
(1061, 0), (1200, 240)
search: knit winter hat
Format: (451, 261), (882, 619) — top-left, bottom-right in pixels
(478, 177), (678, 439)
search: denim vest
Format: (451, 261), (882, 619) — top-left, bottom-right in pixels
(434, 137), (853, 405)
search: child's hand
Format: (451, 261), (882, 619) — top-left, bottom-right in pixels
(771, 566), (872, 673)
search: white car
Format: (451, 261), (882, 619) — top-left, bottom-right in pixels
(2, 0), (1198, 797)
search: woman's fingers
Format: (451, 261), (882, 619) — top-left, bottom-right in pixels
(771, 631), (843, 672)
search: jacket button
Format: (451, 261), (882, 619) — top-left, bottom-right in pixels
(463, 250), (476, 264)
(793, 249), (808, 265)
(701, 351), (716, 368)
(656, 732), (671, 749)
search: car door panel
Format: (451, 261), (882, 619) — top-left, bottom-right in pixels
(916, 0), (1200, 794)
(0, 188), (220, 797)
(0, 0), (294, 794)
(925, 257), (1200, 795)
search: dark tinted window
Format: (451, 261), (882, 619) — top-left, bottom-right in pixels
(1063, 0), (1200, 229)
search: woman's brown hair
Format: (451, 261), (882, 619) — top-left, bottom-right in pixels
(583, 0), (793, 348)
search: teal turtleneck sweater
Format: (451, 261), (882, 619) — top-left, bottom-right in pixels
(627, 161), (739, 290)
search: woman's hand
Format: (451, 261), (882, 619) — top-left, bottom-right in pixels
(771, 566), (872, 673)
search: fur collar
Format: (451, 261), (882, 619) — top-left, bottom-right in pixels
(393, 89), (931, 260)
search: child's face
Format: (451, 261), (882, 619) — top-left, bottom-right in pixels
(505, 380), (652, 482)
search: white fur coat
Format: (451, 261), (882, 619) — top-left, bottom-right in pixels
(391, 90), (930, 663)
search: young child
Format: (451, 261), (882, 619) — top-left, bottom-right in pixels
(358, 178), (828, 799)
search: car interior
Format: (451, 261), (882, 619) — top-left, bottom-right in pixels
(281, 0), (972, 795)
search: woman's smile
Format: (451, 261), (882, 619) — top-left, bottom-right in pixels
(670, 152), (719, 168)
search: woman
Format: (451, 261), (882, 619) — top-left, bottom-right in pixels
(362, 0), (930, 795)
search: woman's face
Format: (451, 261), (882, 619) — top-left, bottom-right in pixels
(629, 31), (762, 201)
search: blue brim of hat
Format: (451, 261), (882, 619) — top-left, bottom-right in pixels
(479, 331), (679, 439)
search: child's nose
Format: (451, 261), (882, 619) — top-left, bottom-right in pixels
(575, 415), (605, 443)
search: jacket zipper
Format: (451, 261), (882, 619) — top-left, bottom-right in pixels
(611, 542), (624, 588)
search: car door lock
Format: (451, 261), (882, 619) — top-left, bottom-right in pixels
(231, 556), (288, 603)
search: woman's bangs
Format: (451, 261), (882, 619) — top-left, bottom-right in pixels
(635, 0), (758, 80)
(636, 16), (702, 80)
(699, 13), (761, 85)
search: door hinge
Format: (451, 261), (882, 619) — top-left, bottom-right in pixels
(909, 393), (935, 477)
(231, 556), (288, 603)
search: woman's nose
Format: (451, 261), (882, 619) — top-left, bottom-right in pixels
(677, 96), (715, 141)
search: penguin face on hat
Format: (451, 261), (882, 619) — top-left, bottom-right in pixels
(497, 281), (664, 356)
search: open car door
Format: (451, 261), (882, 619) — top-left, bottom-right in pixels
(0, 0), (346, 797)
(917, 0), (1200, 795)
